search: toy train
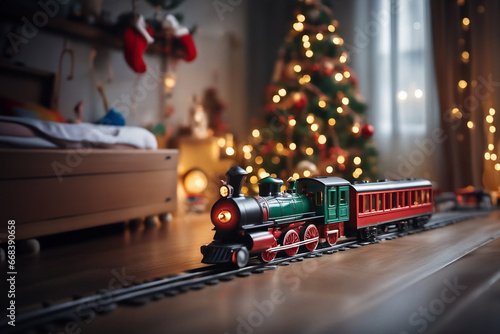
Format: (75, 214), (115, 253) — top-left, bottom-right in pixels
(201, 166), (433, 267)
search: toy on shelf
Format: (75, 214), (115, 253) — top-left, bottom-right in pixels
(201, 166), (433, 267)
(96, 82), (125, 126)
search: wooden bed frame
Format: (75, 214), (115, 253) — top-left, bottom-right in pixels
(0, 148), (178, 240)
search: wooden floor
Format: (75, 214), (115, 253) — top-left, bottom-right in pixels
(2, 210), (500, 333)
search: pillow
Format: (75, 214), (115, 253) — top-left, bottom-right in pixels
(0, 96), (66, 123)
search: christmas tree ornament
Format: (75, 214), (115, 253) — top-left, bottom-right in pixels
(123, 14), (154, 73)
(361, 123), (375, 138)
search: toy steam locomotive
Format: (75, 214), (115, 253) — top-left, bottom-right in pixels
(201, 166), (433, 267)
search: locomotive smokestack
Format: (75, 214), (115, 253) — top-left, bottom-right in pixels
(226, 166), (247, 197)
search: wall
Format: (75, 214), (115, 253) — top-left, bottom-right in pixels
(0, 0), (248, 137)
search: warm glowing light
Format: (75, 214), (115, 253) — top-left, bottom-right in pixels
(272, 95), (280, 103)
(243, 145), (253, 153)
(337, 107), (343, 114)
(467, 121), (474, 129)
(252, 129), (260, 137)
(490, 108), (496, 115)
(344, 71), (351, 78)
(352, 125), (360, 134)
(458, 80), (468, 89)
(305, 50), (314, 58)
(492, 154), (497, 161)
(326, 166), (333, 173)
(226, 147), (235, 156)
(485, 152), (491, 160)
(293, 22), (304, 31)
(165, 77), (176, 88)
(276, 143), (284, 152)
(297, 14), (305, 22)
(490, 125), (496, 133)
(302, 35), (309, 42)
(255, 156), (263, 164)
(462, 51), (469, 60)
(415, 89), (423, 98)
(486, 115), (494, 123)
(306, 114), (315, 124)
(250, 176), (258, 184)
(302, 74), (311, 83)
(342, 97), (349, 105)
(398, 91), (408, 100)
(318, 135), (327, 144)
(355, 168), (363, 175)
(329, 118), (336, 126)
(310, 123), (319, 131)
(496, 163), (500, 171)
(316, 33), (323, 40)
(278, 88), (287, 96)
(318, 100), (326, 108)
(452, 107), (459, 114)
(294, 65), (302, 72)
(337, 155), (345, 164)
(289, 143), (297, 150)
(328, 25), (335, 32)
(289, 119), (296, 126)
(335, 73), (343, 81)
(184, 170), (208, 194)
(217, 137), (226, 147)
(462, 17), (470, 26)
(339, 55), (347, 63)
(303, 170), (311, 177)
(246, 166), (253, 173)
(489, 144), (495, 151)
(332, 37), (341, 45)
(272, 156), (280, 164)
(303, 41), (311, 48)
(306, 147), (314, 155)
(244, 152), (252, 160)
(353, 172), (360, 179)
(353, 156), (361, 165)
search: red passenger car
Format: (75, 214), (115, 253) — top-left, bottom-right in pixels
(347, 179), (434, 241)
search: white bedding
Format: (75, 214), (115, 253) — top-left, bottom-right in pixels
(0, 116), (158, 149)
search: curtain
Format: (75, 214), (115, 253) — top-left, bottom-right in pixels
(349, 0), (443, 185)
(431, 0), (500, 192)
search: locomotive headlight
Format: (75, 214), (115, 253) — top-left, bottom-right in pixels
(217, 210), (232, 223)
(220, 185), (230, 198)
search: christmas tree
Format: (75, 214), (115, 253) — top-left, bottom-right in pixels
(243, 0), (378, 193)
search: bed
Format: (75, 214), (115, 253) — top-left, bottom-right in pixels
(0, 63), (178, 241)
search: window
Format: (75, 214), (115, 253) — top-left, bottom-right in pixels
(330, 190), (336, 206)
(377, 194), (383, 211)
(372, 194), (377, 211)
(399, 192), (404, 208)
(392, 192), (397, 208)
(365, 195), (370, 212)
(340, 190), (347, 204)
(315, 191), (323, 206)
(405, 191), (410, 206)
(359, 196), (364, 213)
(385, 193), (391, 210)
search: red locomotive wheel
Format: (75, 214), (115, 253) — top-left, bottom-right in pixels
(327, 230), (339, 246)
(302, 224), (319, 251)
(260, 239), (277, 263)
(283, 230), (300, 257)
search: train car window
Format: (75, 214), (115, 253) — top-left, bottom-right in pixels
(371, 194), (377, 211)
(392, 192), (397, 209)
(385, 193), (391, 210)
(398, 192), (403, 208)
(330, 189), (336, 206)
(377, 194), (383, 211)
(424, 189), (430, 203)
(413, 190), (418, 205)
(340, 190), (347, 204)
(359, 195), (364, 213)
(365, 195), (370, 212)
(405, 191), (410, 206)
(315, 191), (323, 206)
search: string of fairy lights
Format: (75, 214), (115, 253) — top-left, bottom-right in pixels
(453, 1), (497, 173)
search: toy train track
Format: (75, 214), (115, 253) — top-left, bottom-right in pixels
(0, 210), (489, 334)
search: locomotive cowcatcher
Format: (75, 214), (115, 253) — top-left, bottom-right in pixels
(201, 166), (433, 267)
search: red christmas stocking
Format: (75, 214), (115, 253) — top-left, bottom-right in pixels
(124, 15), (154, 73)
(164, 14), (197, 62)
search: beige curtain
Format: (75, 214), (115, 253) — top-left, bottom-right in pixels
(431, 0), (500, 191)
